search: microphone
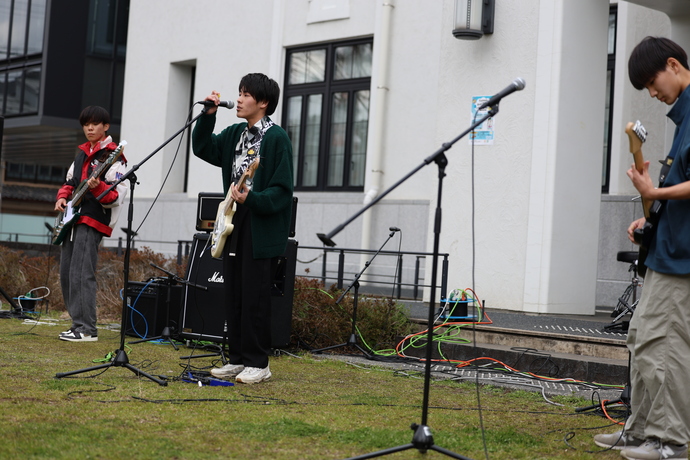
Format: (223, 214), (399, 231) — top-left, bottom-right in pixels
(477, 78), (526, 110)
(389, 227), (400, 232)
(197, 100), (235, 109)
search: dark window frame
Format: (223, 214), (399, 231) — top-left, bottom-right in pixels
(283, 38), (373, 192)
(602, 4), (617, 193)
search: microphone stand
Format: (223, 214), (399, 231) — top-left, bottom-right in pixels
(312, 228), (399, 357)
(55, 107), (210, 386)
(319, 106), (498, 460)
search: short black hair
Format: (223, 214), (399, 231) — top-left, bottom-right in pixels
(79, 106), (111, 126)
(238, 73), (280, 116)
(628, 36), (689, 90)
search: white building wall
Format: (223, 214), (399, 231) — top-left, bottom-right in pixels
(115, 0), (681, 314)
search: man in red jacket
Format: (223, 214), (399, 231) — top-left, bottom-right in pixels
(55, 106), (128, 342)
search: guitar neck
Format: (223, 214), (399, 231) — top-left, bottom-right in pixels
(631, 149), (652, 219)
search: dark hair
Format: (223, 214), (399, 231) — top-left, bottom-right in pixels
(628, 36), (689, 90)
(238, 73), (280, 115)
(79, 106), (111, 126)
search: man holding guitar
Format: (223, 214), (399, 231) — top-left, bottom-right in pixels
(54, 106), (129, 342)
(192, 74), (293, 384)
(594, 37), (690, 460)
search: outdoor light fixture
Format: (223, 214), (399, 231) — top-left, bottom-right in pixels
(453, 0), (494, 40)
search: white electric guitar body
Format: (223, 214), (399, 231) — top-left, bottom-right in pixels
(210, 158), (260, 258)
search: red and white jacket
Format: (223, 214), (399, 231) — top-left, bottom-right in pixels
(56, 136), (129, 237)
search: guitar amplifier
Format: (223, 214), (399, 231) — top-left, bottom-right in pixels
(196, 192), (224, 232)
(197, 192), (298, 236)
(180, 233), (297, 348)
(125, 281), (182, 339)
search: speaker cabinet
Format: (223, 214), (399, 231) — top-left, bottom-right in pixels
(180, 233), (297, 348)
(125, 281), (182, 339)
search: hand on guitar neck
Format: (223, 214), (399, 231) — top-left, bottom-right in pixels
(230, 182), (249, 204)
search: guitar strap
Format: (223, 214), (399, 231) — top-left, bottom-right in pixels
(658, 156), (674, 186)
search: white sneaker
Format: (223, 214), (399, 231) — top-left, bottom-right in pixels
(236, 366), (271, 384)
(59, 330), (98, 342)
(210, 363), (244, 379)
(593, 430), (643, 450)
(621, 439), (688, 459)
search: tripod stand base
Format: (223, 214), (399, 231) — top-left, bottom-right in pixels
(312, 334), (372, 358)
(345, 424), (473, 459)
(128, 326), (179, 350)
(55, 349), (168, 386)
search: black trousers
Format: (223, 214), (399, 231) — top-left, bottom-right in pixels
(222, 204), (274, 369)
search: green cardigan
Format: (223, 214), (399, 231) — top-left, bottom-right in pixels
(192, 112), (294, 259)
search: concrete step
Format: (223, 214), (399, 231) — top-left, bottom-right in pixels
(401, 302), (629, 386)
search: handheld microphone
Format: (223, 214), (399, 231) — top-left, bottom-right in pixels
(477, 78), (526, 110)
(197, 100), (235, 109)
(389, 227), (400, 232)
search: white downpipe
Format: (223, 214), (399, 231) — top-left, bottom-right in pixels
(360, 0), (394, 253)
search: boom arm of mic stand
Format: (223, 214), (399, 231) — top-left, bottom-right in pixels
(335, 230), (398, 304)
(149, 262), (208, 291)
(96, 110), (207, 201)
(316, 107), (497, 247)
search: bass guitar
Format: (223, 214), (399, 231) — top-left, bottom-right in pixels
(52, 141), (127, 245)
(210, 158), (260, 258)
(625, 121), (662, 277)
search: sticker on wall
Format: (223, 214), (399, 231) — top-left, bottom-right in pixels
(470, 96), (495, 145)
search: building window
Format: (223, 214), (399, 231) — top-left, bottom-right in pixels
(284, 39), (372, 191)
(0, 0), (46, 116)
(602, 5), (616, 193)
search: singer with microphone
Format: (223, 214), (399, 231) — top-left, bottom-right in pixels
(192, 73), (294, 384)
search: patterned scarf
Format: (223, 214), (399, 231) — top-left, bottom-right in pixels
(232, 116), (274, 185)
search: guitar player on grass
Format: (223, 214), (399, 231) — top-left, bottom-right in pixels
(54, 106), (128, 343)
(594, 37), (690, 460)
(192, 73), (293, 385)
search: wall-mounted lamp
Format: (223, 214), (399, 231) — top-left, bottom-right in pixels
(453, 0), (495, 40)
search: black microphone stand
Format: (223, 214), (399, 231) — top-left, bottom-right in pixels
(55, 107), (210, 386)
(312, 229), (399, 357)
(318, 107), (498, 460)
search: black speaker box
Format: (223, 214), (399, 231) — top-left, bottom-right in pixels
(180, 233), (297, 348)
(125, 281), (182, 339)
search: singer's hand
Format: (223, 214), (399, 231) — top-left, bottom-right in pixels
(204, 91), (221, 115)
(230, 182), (249, 204)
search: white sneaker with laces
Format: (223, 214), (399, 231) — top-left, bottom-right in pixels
(59, 330), (97, 342)
(621, 439), (688, 460)
(593, 430), (643, 450)
(236, 366), (271, 384)
(210, 363), (244, 379)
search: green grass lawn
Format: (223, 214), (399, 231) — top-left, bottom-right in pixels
(0, 316), (625, 459)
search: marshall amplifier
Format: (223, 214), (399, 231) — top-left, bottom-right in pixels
(125, 281), (182, 339)
(196, 192), (224, 232)
(180, 233), (297, 348)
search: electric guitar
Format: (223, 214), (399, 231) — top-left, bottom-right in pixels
(625, 121), (663, 277)
(210, 158), (260, 258)
(52, 141), (127, 245)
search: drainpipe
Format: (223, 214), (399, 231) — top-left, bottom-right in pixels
(360, 0), (394, 253)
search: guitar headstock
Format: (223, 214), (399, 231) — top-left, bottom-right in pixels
(625, 120), (647, 154)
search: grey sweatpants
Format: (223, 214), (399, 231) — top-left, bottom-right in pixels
(625, 268), (690, 445)
(60, 224), (102, 336)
